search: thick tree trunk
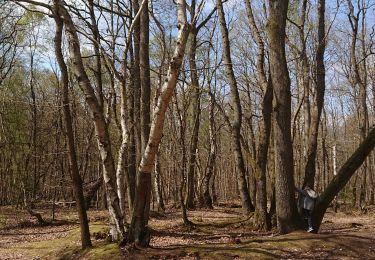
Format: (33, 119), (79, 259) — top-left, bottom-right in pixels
(53, 14), (92, 248)
(53, 0), (126, 241)
(128, 1), (190, 245)
(267, 0), (300, 234)
(216, 0), (254, 215)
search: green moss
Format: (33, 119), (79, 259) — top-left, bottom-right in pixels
(82, 243), (121, 260)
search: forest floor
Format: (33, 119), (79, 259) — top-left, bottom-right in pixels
(1, 203), (375, 259)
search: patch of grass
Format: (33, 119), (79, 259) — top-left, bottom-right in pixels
(5, 223), (110, 259)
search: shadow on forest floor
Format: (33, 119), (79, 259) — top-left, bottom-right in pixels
(1, 205), (375, 259)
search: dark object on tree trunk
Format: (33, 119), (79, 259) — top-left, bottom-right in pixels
(26, 208), (47, 226)
(84, 178), (103, 209)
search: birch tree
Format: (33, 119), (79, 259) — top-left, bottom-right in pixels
(128, 0), (192, 246)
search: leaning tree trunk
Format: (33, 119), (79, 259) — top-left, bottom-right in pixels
(267, 0), (300, 234)
(216, 0), (254, 215)
(53, 0), (126, 241)
(313, 126), (375, 231)
(53, 13), (91, 248)
(128, 0), (190, 246)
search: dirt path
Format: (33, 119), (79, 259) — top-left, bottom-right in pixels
(1, 205), (375, 259)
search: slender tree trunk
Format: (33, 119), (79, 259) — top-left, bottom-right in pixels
(53, 0), (126, 241)
(140, 0), (151, 153)
(53, 14), (91, 248)
(267, 0), (300, 234)
(116, 79), (129, 216)
(203, 87), (216, 209)
(185, 26), (200, 210)
(154, 149), (165, 211)
(28, 39), (38, 200)
(87, 0), (104, 107)
(128, 1), (190, 246)
(216, 0), (254, 215)
(245, 0), (272, 229)
(347, 0), (368, 208)
(127, 65), (137, 213)
(132, 0), (142, 165)
(303, 0), (326, 189)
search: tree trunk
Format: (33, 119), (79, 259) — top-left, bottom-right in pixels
(185, 26), (200, 210)
(116, 79), (129, 216)
(267, 0), (300, 234)
(53, 0), (126, 241)
(216, 0), (254, 215)
(53, 13), (92, 248)
(154, 149), (165, 211)
(202, 77), (217, 209)
(128, 1), (190, 246)
(303, 0), (326, 189)
(245, 0), (272, 229)
(347, 0), (368, 209)
(132, 0), (142, 167)
(140, 0), (151, 153)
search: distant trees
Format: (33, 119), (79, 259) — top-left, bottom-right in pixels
(0, 2), (19, 86)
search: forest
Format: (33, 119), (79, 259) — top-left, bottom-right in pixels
(0, 0), (375, 259)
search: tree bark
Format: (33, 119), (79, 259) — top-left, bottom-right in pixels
(140, 0), (151, 154)
(245, 0), (272, 229)
(216, 0), (254, 215)
(128, 0), (190, 246)
(53, 13), (92, 248)
(203, 82), (216, 209)
(53, 0), (126, 241)
(185, 26), (200, 210)
(154, 149), (165, 211)
(303, 0), (326, 189)
(267, 0), (300, 234)
(132, 0), (142, 165)
(347, 0), (368, 208)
